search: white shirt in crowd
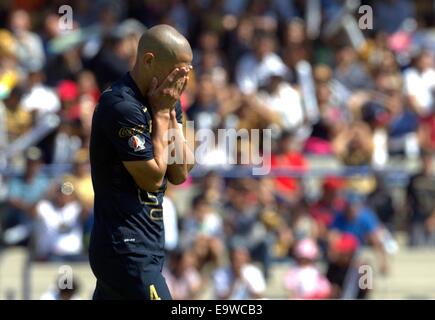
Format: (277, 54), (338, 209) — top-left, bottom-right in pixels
(236, 52), (289, 95)
(21, 84), (60, 122)
(195, 136), (234, 168)
(256, 82), (304, 131)
(213, 264), (266, 300)
(197, 211), (223, 237)
(403, 67), (435, 116)
(163, 196), (179, 251)
(34, 200), (83, 258)
(15, 31), (46, 73)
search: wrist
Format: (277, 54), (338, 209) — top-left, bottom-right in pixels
(153, 109), (171, 119)
(170, 109), (177, 119)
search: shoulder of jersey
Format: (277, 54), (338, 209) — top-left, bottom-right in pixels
(99, 85), (141, 110)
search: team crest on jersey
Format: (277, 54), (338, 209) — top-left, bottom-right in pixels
(128, 135), (146, 152)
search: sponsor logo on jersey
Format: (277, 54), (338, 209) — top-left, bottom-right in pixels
(118, 124), (145, 138)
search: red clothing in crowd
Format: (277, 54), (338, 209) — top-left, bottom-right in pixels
(270, 151), (307, 195)
(309, 198), (345, 228)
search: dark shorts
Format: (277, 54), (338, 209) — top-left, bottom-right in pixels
(89, 251), (172, 300)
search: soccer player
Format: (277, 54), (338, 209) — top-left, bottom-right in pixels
(89, 25), (194, 300)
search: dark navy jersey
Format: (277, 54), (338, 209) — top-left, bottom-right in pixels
(89, 72), (182, 257)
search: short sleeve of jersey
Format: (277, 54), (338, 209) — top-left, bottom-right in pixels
(103, 102), (153, 161)
(175, 100), (183, 124)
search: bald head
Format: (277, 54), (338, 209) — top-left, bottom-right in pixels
(136, 24), (192, 66)
(131, 25), (193, 94)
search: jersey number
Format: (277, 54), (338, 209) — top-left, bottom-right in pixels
(149, 284), (161, 300)
(138, 189), (163, 221)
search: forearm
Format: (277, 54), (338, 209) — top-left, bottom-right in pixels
(166, 113), (195, 184)
(407, 95), (425, 115)
(371, 232), (388, 273)
(375, 243), (388, 273)
(151, 111), (171, 184)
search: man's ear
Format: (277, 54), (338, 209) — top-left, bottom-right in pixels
(143, 52), (155, 67)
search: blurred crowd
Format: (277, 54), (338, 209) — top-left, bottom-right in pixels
(1, 0), (435, 300)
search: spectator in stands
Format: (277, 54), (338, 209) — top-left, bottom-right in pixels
(404, 50), (435, 118)
(334, 121), (374, 167)
(329, 192), (389, 274)
(309, 177), (345, 242)
(386, 90), (419, 157)
(2, 147), (50, 246)
(234, 95), (278, 132)
(406, 150), (435, 246)
(243, 0), (280, 29)
(20, 68), (60, 124)
(164, 249), (203, 300)
(223, 179), (271, 277)
(195, 170), (224, 210)
(186, 74), (220, 131)
(213, 245), (266, 300)
(77, 70), (100, 134)
(290, 200), (319, 242)
(367, 174), (396, 233)
(3, 85), (31, 142)
(55, 79), (91, 155)
(255, 177), (293, 261)
(40, 12), (62, 57)
(284, 238), (331, 299)
(333, 46), (373, 91)
(270, 130), (307, 201)
(45, 41), (84, 84)
(225, 16), (255, 74)
(197, 49), (228, 88)
(235, 30), (289, 94)
(57, 80), (80, 122)
(88, 32), (131, 90)
(333, 121), (376, 194)
(8, 9), (45, 74)
(182, 195), (224, 270)
(270, 221), (293, 261)
(325, 233), (368, 299)
(192, 30), (221, 70)
(305, 68), (345, 155)
(255, 67), (305, 133)
(51, 121), (83, 165)
(33, 179), (85, 261)
(283, 18), (310, 53)
(404, 50), (435, 151)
